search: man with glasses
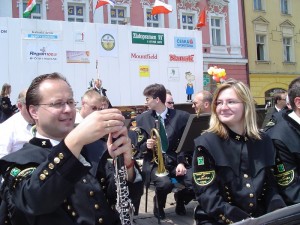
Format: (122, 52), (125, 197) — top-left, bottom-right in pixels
(165, 90), (175, 109)
(75, 89), (102, 124)
(136, 83), (192, 219)
(192, 90), (213, 115)
(0, 72), (142, 225)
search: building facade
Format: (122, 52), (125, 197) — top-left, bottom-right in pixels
(244, 0), (300, 106)
(4, 0), (247, 93)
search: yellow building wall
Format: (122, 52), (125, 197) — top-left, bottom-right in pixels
(244, 0), (300, 105)
(250, 74), (295, 105)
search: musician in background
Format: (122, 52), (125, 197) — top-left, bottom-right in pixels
(192, 90), (213, 115)
(267, 76), (300, 205)
(193, 79), (286, 224)
(0, 73), (142, 225)
(165, 89), (174, 109)
(93, 79), (107, 96)
(75, 89), (102, 124)
(100, 96), (111, 109)
(136, 83), (192, 219)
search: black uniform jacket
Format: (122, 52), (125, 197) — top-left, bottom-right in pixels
(136, 108), (189, 186)
(267, 112), (300, 205)
(193, 130), (286, 224)
(0, 137), (141, 225)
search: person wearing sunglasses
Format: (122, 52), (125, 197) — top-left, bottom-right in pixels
(193, 79), (286, 224)
(75, 89), (102, 124)
(165, 90), (175, 109)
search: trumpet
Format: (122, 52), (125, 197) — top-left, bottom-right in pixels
(150, 120), (169, 177)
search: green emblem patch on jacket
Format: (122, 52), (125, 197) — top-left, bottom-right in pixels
(193, 170), (215, 186)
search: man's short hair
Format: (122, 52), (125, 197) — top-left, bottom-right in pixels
(199, 90), (213, 104)
(273, 89), (287, 104)
(166, 89), (172, 95)
(143, 83), (166, 103)
(82, 89), (101, 101)
(288, 77), (300, 110)
(99, 95), (109, 103)
(26, 72), (70, 113)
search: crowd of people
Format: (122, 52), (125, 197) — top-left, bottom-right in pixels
(0, 74), (299, 225)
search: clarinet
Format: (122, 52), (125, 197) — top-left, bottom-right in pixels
(114, 154), (134, 225)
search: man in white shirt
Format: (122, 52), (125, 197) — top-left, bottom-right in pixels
(75, 89), (102, 124)
(0, 89), (34, 158)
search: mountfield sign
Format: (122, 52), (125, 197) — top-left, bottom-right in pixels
(169, 54), (194, 62)
(174, 37), (196, 49)
(131, 53), (158, 60)
(132, 31), (164, 45)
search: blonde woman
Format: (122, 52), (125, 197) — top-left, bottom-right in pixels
(193, 79), (285, 224)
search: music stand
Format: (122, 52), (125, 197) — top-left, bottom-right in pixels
(176, 113), (210, 153)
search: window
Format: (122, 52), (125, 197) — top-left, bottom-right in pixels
(254, 0), (263, 11)
(181, 13), (194, 30)
(146, 9), (160, 27)
(23, 0), (42, 19)
(68, 4), (85, 22)
(256, 34), (266, 61)
(283, 37), (292, 62)
(110, 7), (126, 24)
(281, 0), (289, 14)
(211, 18), (221, 46)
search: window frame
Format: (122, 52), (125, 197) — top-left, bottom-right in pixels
(67, 3), (86, 22)
(145, 8), (160, 28)
(180, 11), (196, 30)
(280, 0), (290, 15)
(143, 6), (164, 28)
(253, 0), (265, 11)
(282, 36), (294, 62)
(255, 34), (268, 61)
(108, 5), (130, 25)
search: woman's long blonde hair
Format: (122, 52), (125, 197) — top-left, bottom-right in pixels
(1, 83), (11, 97)
(205, 79), (261, 140)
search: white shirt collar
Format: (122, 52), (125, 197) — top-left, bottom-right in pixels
(289, 111), (300, 125)
(156, 107), (168, 119)
(36, 132), (60, 146)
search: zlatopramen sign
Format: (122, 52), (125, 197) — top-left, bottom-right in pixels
(131, 31), (164, 45)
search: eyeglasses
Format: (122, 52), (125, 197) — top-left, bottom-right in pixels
(37, 99), (77, 109)
(216, 100), (243, 108)
(167, 101), (174, 104)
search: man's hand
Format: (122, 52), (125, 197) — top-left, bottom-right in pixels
(65, 108), (125, 158)
(146, 138), (156, 150)
(176, 163), (187, 176)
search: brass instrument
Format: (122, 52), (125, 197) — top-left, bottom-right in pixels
(150, 120), (169, 177)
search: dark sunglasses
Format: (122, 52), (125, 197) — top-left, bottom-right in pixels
(167, 101), (174, 104)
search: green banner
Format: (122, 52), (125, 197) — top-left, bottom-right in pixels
(132, 31), (164, 45)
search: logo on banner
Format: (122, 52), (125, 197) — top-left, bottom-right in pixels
(131, 53), (158, 60)
(174, 37), (196, 49)
(132, 31), (164, 45)
(101, 34), (115, 51)
(169, 54), (194, 62)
